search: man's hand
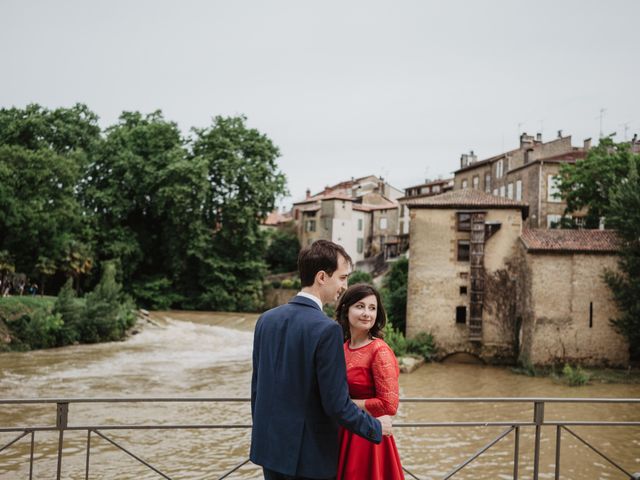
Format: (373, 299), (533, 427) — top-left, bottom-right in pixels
(377, 415), (393, 436)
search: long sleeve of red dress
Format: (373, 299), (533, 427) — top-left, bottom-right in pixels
(364, 343), (400, 417)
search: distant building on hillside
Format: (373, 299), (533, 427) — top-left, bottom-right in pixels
(453, 132), (590, 228)
(292, 175), (403, 262)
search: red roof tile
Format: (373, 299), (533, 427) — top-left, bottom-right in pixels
(405, 189), (528, 210)
(520, 228), (620, 253)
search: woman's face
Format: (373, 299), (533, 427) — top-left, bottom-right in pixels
(347, 294), (377, 335)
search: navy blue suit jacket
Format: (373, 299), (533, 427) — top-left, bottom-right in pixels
(250, 295), (382, 478)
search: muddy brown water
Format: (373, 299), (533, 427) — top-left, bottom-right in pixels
(1, 311), (638, 479)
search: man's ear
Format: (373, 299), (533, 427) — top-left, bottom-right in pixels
(315, 270), (326, 285)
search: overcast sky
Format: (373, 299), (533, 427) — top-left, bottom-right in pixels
(2, 0), (638, 207)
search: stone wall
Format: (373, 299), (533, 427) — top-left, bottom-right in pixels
(519, 249), (628, 367)
(263, 288), (298, 310)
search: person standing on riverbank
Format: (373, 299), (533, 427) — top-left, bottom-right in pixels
(251, 240), (392, 480)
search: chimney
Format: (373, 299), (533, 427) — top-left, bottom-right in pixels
(460, 150), (477, 168)
(557, 129), (563, 139)
(305, 188), (311, 199)
(632, 133), (638, 145)
(324, 185), (330, 195)
(520, 132), (534, 148)
(535, 132), (542, 143)
(583, 138), (592, 150)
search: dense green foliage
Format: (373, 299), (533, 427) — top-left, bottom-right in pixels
(381, 257), (408, 333)
(0, 105), (287, 311)
(348, 270), (373, 286)
(265, 227), (300, 274)
(1, 264), (134, 350)
(558, 139), (640, 360)
(383, 323), (435, 361)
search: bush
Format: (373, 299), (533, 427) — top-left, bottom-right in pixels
(280, 278), (301, 290)
(406, 332), (436, 361)
(348, 270), (373, 286)
(265, 229), (300, 273)
(53, 279), (82, 344)
(382, 257), (408, 334)
(383, 323), (408, 357)
(80, 262), (135, 343)
(10, 311), (64, 349)
(561, 364), (591, 386)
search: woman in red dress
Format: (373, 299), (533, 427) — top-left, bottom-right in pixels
(335, 283), (404, 480)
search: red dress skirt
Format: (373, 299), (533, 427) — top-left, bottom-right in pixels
(337, 338), (404, 480)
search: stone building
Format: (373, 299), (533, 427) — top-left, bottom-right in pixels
(518, 229), (628, 367)
(398, 178), (454, 249)
(453, 133), (589, 228)
(292, 175), (403, 262)
(404, 189), (628, 367)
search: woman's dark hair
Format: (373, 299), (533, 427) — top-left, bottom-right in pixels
(335, 283), (386, 340)
(298, 240), (352, 287)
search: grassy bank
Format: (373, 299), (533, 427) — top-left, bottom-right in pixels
(0, 264), (136, 351)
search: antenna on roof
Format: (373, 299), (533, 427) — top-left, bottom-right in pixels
(597, 108), (607, 138)
(619, 122), (631, 142)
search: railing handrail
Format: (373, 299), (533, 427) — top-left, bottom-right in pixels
(1, 396), (639, 404)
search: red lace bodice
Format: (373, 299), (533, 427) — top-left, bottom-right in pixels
(343, 338), (400, 417)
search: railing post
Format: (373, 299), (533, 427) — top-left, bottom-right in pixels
(533, 401), (544, 480)
(29, 431), (35, 480)
(554, 425), (561, 480)
(56, 402), (69, 480)
(513, 425), (519, 480)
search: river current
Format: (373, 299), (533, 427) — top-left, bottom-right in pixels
(1, 311), (638, 479)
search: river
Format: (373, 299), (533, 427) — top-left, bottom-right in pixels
(1, 311), (638, 479)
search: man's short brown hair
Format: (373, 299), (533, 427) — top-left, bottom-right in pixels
(298, 240), (353, 287)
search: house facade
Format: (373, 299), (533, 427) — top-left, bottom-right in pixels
(292, 175), (403, 262)
(404, 189), (628, 367)
(453, 133), (590, 228)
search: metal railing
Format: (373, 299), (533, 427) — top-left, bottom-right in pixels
(1, 397), (639, 480)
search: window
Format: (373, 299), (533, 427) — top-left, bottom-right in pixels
(499, 185), (506, 197)
(496, 159), (504, 178)
(456, 306), (467, 324)
(547, 214), (562, 228)
(547, 174), (561, 202)
(516, 180), (522, 201)
(472, 176), (479, 189)
(507, 183), (513, 199)
(379, 217), (387, 229)
(305, 220), (316, 232)
(484, 173), (491, 193)
(357, 218), (363, 231)
(493, 188), (498, 196)
(357, 238), (364, 254)
(459, 286), (468, 295)
(457, 212), (471, 231)
(457, 240), (470, 261)
(461, 179), (468, 189)
(432, 185), (440, 193)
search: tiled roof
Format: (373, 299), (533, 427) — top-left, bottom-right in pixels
(263, 210), (292, 225)
(520, 229), (620, 253)
(537, 150), (586, 162)
(405, 189), (529, 210)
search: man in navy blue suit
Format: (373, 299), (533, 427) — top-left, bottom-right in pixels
(251, 240), (392, 479)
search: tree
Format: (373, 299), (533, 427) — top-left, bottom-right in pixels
(602, 160), (640, 360)
(382, 257), (409, 334)
(0, 104), (99, 287)
(265, 227), (300, 273)
(34, 256), (56, 296)
(558, 138), (638, 228)
(190, 115), (287, 310)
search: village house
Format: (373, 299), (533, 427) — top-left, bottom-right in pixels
(404, 189), (628, 367)
(292, 175), (403, 262)
(453, 132), (589, 228)
(398, 178), (454, 251)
